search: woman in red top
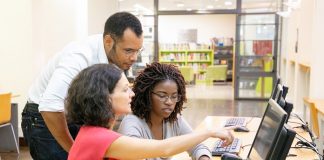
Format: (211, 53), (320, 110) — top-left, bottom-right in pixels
(66, 64), (234, 160)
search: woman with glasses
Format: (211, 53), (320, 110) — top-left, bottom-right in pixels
(118, 62), (221, 160)
(67, 63), (233, 160)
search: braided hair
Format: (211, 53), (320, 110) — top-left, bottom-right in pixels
(131, 62), (187, 124)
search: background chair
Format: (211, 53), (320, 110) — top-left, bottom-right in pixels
(179, 66), (195, 85)
(0, 93), (19, 153)
(205, 65), (227, 85)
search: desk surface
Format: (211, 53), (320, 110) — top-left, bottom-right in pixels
(172, 116), (318, 160)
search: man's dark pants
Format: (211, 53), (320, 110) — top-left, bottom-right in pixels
(21, 102), (79, 160)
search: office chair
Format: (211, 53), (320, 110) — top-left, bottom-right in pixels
(205, 65), (227, 85)
(0, 93), (19, 153)
(179, 66), (195, 85)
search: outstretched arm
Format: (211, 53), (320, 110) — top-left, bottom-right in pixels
(106, 129), (233, 159)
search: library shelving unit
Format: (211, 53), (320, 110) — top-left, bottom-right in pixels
(213, 45), (234, 81)
(159, 50), (214, 84)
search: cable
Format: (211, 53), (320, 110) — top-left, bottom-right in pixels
(245, 117), (255, 126)
(295, 133), (323, 160)
(290, 113), (316, 142)
(291, 112), (306, 124)
(301, 122), (316, 142)
(241, 144), (252, 149)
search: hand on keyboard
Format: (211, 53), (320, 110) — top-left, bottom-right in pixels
(211, 128), (235, 146)
(212, 138), (242, 156)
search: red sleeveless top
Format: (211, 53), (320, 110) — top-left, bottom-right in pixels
(68, 126), (121, 160)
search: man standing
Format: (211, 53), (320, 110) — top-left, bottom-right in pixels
(21, 12), (143, 160)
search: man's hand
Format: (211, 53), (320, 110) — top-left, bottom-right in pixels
(41, 111), (74, 152)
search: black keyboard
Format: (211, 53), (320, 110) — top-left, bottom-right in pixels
(224, 117), (246, 127)
(212, 138), (241, 156)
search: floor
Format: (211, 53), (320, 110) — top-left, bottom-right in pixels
(0, 84), (267, 160)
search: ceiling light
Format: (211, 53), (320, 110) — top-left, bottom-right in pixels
(276, 8), (292, 18)
(177, 3), (184, 7)
(186, 8), (192, 11)
(134, 4), (153, 15)
(224, 1), (232, 6)
(207, 5), (214, 9)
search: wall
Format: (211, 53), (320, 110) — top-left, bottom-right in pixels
(158, 14), (236, 44)
(88, 0), (118, 35)
(280, 0), (324, 114)
(310, 0), (324, 98)
(0, 0), (118, 137)
(0, 0), (33, 137)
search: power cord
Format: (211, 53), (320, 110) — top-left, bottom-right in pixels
(245, 117), (255, 126)
(290, 113), (316, 143)
(295, 133), (323, 160)
(291, 112), (306, 124)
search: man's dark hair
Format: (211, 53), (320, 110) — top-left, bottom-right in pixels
(103, 12), (143, 40)
(131, 62), (187, 124)
(66, 64), (123, 129)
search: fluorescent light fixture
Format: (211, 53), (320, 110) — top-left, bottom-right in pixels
(283, 0), (301, 9)
(224, 1), (232, 6)
(207, 5), (214, 9)
(177, 3), (184, 7)
(276, 11), (291, 18)
(134, 4), (153, 14)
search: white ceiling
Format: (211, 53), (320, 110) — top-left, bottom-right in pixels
(118, 0), (280, 14)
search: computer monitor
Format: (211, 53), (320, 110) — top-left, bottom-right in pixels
(276, 85), (293, 123)
(270, 78), (281, 100)
(247, 99), (290, 160)
(282, 85), (289, 99)
(269, 124), (296, 160)
(273, 83), (284, 103)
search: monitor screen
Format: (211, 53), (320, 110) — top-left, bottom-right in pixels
(273, 83), (284, 103)
(269, 124), (296, 160)
(247, 99), (288, 160)
(271, 78), (281, 100)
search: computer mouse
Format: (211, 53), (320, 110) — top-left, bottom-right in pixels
(234, 126), (250, 132)
(221, 153), (242, 160)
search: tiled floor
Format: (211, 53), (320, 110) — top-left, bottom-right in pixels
(0, 84), (267, 160)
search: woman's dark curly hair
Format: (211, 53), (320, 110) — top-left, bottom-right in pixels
(131, 62), (187, 124)
(65, 64), (123, 129)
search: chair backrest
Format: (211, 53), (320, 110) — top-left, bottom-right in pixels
(205, 65), (227, 84)
(0, 93), (12, 124)
(179, 66), (194, 83)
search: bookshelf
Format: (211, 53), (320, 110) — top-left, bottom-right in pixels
(159, 50), (214, 83)
(214, 45), (234, 81)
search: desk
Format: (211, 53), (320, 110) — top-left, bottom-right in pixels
(303, 98), (324, 153)
(312, 99), (324, 155)
(172, 116), (318, 160)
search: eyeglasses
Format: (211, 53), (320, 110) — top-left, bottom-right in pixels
(111, 36), (144, 57)
(151, 92), (181, 103)
(124, 47), (144, 57)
